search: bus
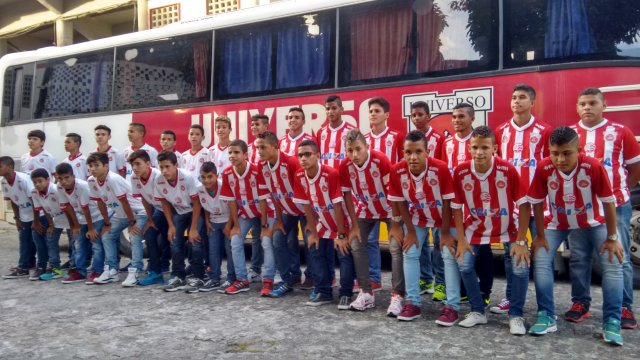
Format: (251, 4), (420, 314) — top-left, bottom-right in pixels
(1, 0), (639, 273)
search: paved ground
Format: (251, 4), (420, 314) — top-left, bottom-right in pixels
(0, 221), (638, 359)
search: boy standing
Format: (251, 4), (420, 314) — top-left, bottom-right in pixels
(247, 114), (269, 164)
(160, 130), (183, 168)
(209, 115), (233, 175)
(62, 133), (88, 180)
(181, 124), (210, 176)
(21, 130), (57, 176)
(94, 125), (126, 177)
(122, 122), (158, 180)
(317, 95), (356, 169)
(279, 107), (313, 157)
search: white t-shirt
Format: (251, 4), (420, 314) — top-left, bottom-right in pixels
(153, 168), (200, 215)
(57, 178), (105, 224)
(96, 146), (126, 174)
(31, 182), (69, 229)
(131, 168), (163, 212)
(209, 144), (231, 175)
(20, 150), (57, 175)
(123, 144), (159, 180)
(181, 147), (210, 176)
(1, 172), (35, 222)
(88, 171), (145, 219)
(62, 153), (89, 180)
(197, 181), (230, 224)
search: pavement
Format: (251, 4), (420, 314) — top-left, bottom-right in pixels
(0, 220), (638, 359)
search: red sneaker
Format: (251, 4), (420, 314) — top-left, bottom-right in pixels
(353, 280), (360, 292)
(371, 281), (382, 292)
(85, 272), (101, 285)
(61, 270), (86, 284)
(397, 301), (422, 321)
(621, 308), (638, 329)
(260, 279), (274, 297)
(224, 280), (250, 294)
(435, 305), (459, 326)
(564, 302), (590, 323)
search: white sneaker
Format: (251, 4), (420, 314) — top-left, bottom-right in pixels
(248, 269), (262, 283)
(350, 290), (375, 311)
(94, 266), (119, 285)
(386, 293), (404, 317)
(509, 316), (526, 335)
(458, 312), (488, 328)
(121, 268), (139, 287)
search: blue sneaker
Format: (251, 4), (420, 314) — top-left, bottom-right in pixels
(308, 290), (318, 301)
(268, 282), (293, 298)
(40, 268), (64, 281)
(305, 292), (333, 306)
(602, 318), (623, 346)
(138, 271), (164, 286)
(529, 311), (558, 335)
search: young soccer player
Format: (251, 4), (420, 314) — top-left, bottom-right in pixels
(247, 114), (269, 165)
(293, 139), (355, 308)
(209, 115), (233, 175)
(86, 152), (146, 286)
(317, 95), (357, 169)
(1, 157), (36, 279)
(160, 130), (183, 168)
(153, 151), (205, 292)
(410, 101), (444, 161)
(181, 124), (210, 176)
(122, 122), (158, 180)
(388, 131), (454, 321)
(528, 126), (624, 345)
(219, 140), (275, 295)
(570, 87), (640, 329)
(449, 126), (530, 334)
(62, 133), (88, 180)
(21, 130), (57, 176)
(279, 107), (313, 157)
(94, 125), (126, 177)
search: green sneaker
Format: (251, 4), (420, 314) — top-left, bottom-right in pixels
(39, 268), (64, 281)
(529, 311), (558, 335)
(460, 295), (469, 303)
(602, 318), (623, 346)
(419, 280), (434, 295)
(432, 284), (446, 301)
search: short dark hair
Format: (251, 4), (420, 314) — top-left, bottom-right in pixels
(404, 130), (428, 149)
(288, 107), (305, 120)
(0, 156), (14, 168)
(411, 101), (430, 114)
(368, 97), (390, 113)
(157, 150), (178, 165)
(200, 161), (217, 174)
(452, 102), (475, 117)
(471, 126), (496, 143)
(94, 125), (111, 135)
(65, 132), (82, 146)
(229, 139), (248, 154)
(251, 114), (270, 126)
(298, 139), (319, 153)
(344, 129), (367, 146)
(27, 130), (45, 142)
(325, 95), (342, 107)
(129, 122), (146, 135)
(86, 152), (109, 166)
(550, 126), (579, 147)
(578, 87), (604, 101)
(189, 124), (205, 136)
(55, 162), (74, 176)
(257, 130), (279, 147)
(161, 130), (177, 141)
(127, 149), (151, 164)
(513, 83), (536, 101)
(30, 168), (49, 180)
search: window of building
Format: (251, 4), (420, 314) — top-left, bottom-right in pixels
(2, 64), (35, 123)
(150, 4), (180, 29)
(207, 0), (239, 15)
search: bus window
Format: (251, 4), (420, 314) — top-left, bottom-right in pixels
(32, 50), (113, 119)
(504, 0), (640, 67)
(113, 31), (212, 111)
(2, 64), (34, 124)
(338, 0), (498, 86)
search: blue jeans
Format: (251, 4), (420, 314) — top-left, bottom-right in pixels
(404, 225), (430, 306)
(288, 216), (310, 279)
(73, 220), (104, 276)
(441, 229), (461, 311)
(366, 221), (382, 283)
(420, 228), (445, 286)
(310, 237), (355, 297)
(143, 209), (168, 274)
(535, 226), (623, 322)
(46, 227), (63, 269)
(32, 216), (49, 269)
(458, 244), (494, 314)
(249, 219), (263, 274)
(273, 214), (303, 285)
(231, 217), (261, 281)
(502, 242), (529, 317)
(17, 220), (34, 269)
(206, 221), (235, 282)
(170, 212), (205, 279)
(102, 215), (147, 270)
(503, 217), (537, 300)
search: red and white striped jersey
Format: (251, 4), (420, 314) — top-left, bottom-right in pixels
(258, 152), (303, 217)
(20, 150), (57, 176)
(31, 182), (69, 229)
(279, 131), (313, 157)
(365, 127), (404, 163)
(317, 121), (357, 169)
(424, 127), (445, 160)
(442, 133), (472, 174)
(572, 119), (640, 206)
(388, 159), (455, 227)
(1, 172), (35, 222)
(62, 153), (89, 180)
(123, 143), (158, 180)
(247, 140), (260, 165)
(96, 146), (125, 174)
(528, 155), (615, 230)
(89, 171), (145, 218)
(153, 168), (199, 215)
(181, 147), (210, 175)
(58, 178), (103, 224)
(293, 165), (351, 239)
(495, 116), (552, 187)
(220, 162), (273, 219)
(452, 157), (527, 244)
(208, 144), (231, 175)
(339, 150), (392, 219)
(131, 167), (163, 212)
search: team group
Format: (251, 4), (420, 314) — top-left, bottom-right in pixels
(0, 84), (638, 345)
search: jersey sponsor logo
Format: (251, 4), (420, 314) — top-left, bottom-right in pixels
(512, 158), (536, 167)
(136, 184), (142, 189)
(415, 192), (425, 200)
(513, 143), (523, 152)
(496, 180), (506, 189)
(411, 199), (442, 209)
(584, 143), (596, 152)
(470, 207), (508, 217)
(578, 179), (590, 188)
(549, 181), (559, 190)
(563, 194), (576, 203)
(359, 182), (368, 191)
(480, 192), (491, 202)
(551, 201), (592, 215)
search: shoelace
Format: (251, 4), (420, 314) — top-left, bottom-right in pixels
(569, 302), (586, 314)
(497, 299), (509, 307)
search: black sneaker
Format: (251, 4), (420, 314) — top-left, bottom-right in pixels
(217, 280), (233, 294)
(199, 279), (221, 292)
(185, 278), (205, 293)
(622, 308), (638, 329)
(305, 292), (333, 306)
(163, 277), (187, 292)
(565, 302), (590, 323)
(60, 261), (71, 270)
(29, 268), (46, 281)
(337, 295), (351, 310)
(3, 268), (29, 279)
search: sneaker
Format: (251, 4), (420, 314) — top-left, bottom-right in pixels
(305, 292), (333, 306)
(350, 291), (375, 311)
(621, 308), (638, 329)
(338, 295), (351, 310)
(397, 301), (421, 321)
(85, 271), (101, 285)
(121, 268), (139, 287)
(490, 298), (510, 314)
(248, 269), (262, 283)
(419, 280), (434, 295)
(371, 281), (382, 292)
(118, 262), (131, 273)
(224, 280), (250, 294)
(185, 278), (205, 293)
(432, 284), (446, 301)
(163, 277), (187, 292)
(60, 260), (71, 270)
(138, 271), (164, 286)
(460, 295), (469, 303)
(386, 293), (404, 317)
(458, 312), (488, 328)
(217, 280), (233, 294)
(260, 279), (274, 297)
(529, 311), (558, 335)
(602, 318), (624, 346)
(3, 268), (29, 279)
(509, 316), (527, 335)
(482, 294), (491, 309)
(61, 270), (86, 284)
(564, 302), (590, 323)
(308, 290), (318, 301)
(268, 282), (293, 298)
(353, 280), (360, 292)
(29, 268), (45, 281)
(299, 277), (314, 290)
(39, 268), (64, 281)
(435, 305), (459, 326)
(199, 279), (221, 292)
(94, 266), (119, 284)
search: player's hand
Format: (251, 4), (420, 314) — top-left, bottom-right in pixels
(229, 225), (240, 239)
(15, 219), (23, 231)
(71, 225), (81, 238)
(188, 227), (201, 244)
(87, 228), (99, 242)
(167, 225), (176, 242)
(101, 223), (111, 236)
(600, 239), (624, 264)
(401, 230), (419, 253)
(128, 223), (142, 236)
(46, 226), (54, 237)
(223, 223), (231, 239)
(389, 222), (404, 247)
(143, 219), (157, 233)
(335, 237), (350, 256)
(531, 235), (549, 257)
(272, 219), (285, 236)
(306, 227), (319, 250)
(348, 225), (361, 244)
(32, 221), (45, 235)
(440, 231), (457, 256)
(510, 243), (530, 268)
(455, 238), (474, 262)
(260, 224), (273, 239)
(204, 221), (213, 235)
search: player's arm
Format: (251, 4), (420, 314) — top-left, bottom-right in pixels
(626, 162), (640, 189)
(63, 205), (81, 237)
(141, 197), (156, 232)
(601, 201), (623, 264)
(96, 199), (111, 236)
(81, 206), (98, 241)
(333, 199), (350, 255)
(161, 199), (176, 241)
(9, 201), (22, 231)
(227, 200), (240, 238)
(342, 191), (361, 243)
(188, 198), (202, 243)
(117, 196), (139, 236)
